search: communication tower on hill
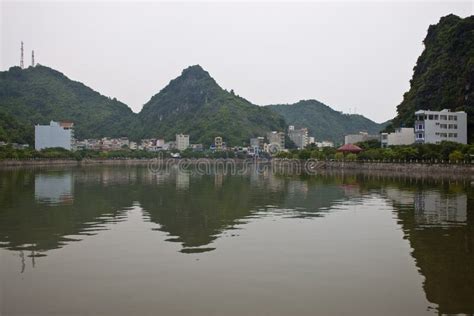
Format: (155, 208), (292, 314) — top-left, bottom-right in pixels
(20, 41), (24, 69)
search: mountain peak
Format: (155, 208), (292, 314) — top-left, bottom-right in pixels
(180, 65), (211, 80)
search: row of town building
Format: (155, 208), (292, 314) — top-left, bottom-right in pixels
(344, 109), (468, 147)
(32, 123), (230, 153)
(33, 109), (466, 152)
(249, 127), (334, 155)
(33, 120), (334, 153)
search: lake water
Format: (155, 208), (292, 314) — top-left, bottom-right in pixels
(0, 165), (473, 315)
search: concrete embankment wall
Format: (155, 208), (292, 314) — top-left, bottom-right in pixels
(0, 159), (154, 167)
(272, 159), (474, 177)
(323, 161), (474, 174)
(1, 159), (474, 177)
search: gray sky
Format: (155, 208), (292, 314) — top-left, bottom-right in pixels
(1, 1), (472, 122)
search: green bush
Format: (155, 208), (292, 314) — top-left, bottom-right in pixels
(346, 153), (357, 161)
(449, 150), (464, 162)
(334, 152), (344, 161)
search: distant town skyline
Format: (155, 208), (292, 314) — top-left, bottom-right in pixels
(1, 1), (472, 123)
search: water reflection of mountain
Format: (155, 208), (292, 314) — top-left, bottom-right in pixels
(2, 166), (474, 314)
(0, 168), (134, 253)
(1, 167), (473, 312)
(139, 171), (361, 252)
(384, 183), (474, 314)
(0, 167), (354, 255)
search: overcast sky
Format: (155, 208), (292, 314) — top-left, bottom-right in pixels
(1, 1), (472, 122)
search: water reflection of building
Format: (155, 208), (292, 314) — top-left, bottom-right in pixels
(35, 173), (74, 205)
(214, 172), (224, 189)
(176, 171), (190, 190)
(384, 187), (416, 205)
(385, 187), (467, 226)
(414, 191), (467, 226)
(385, 185), (474, 314)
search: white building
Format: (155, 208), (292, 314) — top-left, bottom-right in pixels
(266, 131), (285, 150)
(315, 140), (334, 148)
(381, 128), (415, 147)
(414, 109), (467, 144)
(344, 132), (379, 145)
(35, 121), (74, 151)
(288, 127), (309, 149)
(156, 139), (165, 148)
(214, 136), (223, 151)
(176, 134), (190, 151)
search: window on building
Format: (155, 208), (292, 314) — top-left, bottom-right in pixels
(454, 116), (458, 121)
(440, 115), (447, 120)
(454, 124), (458, 129)
(434, 115), (439, 120)
(428, 115), (434, 120)
(417, 133), (423, 139)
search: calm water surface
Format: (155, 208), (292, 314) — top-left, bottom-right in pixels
(0, 166), (473, 315)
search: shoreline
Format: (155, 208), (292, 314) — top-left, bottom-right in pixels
(1, 158), (473, 179)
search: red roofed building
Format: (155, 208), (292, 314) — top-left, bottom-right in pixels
(337, 144), (362, 154)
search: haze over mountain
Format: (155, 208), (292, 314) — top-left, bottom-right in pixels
(267, 100), (389, 143)
(391, 14), (474, 141)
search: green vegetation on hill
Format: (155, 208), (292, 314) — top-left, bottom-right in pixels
(139, 65), (286, 146)
(267, 100), (388, 144)
(0, 112), (32, 144)
(391, 14), (474, 141)
(0, 65), (140, 142)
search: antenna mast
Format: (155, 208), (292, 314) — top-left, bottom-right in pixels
(20, 41), (24, 69)
(32, 50), (35, 67)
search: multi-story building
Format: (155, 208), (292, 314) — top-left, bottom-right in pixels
(156, 139), (165, 148)
(315, 140), (334, 148)
(344, 132), (379, 145)
(250, 137), (265, 150)
(176, 134), (190, 151)
(266, 131), (285, 150)
(35, 121), (74, 151)
(414, 109), (467, 144)
(381, 128), (415, 147)
(214, 136), (223, 151)
(288, 126), (309, 149)
(129, 141), (138, 150)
